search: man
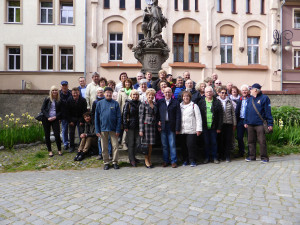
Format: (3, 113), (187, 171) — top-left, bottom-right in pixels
(212, 73), (218, 88)
(145, 71), (153, 88)
(78, 77), (87, 98)
(244, 83), (273, 163)
(183, 71), (196, 87)
(226, 82), (233, 95)
(204, 77), (213, 87)
(133, 71), (145, 89)
(177, 79), (197, 103)
(235, 84), (250, 158)
(152, 69), (167, 91)
(214, 79), (222, 96)
(95, 87), (121, 170)
(198, 86), (223, 164)
(157, 87), (181, 168)
(173, 76), (185, 99)
(85, 72), (100, 111)
(59, 80), (72, 150)
(67, 87), (87, 152)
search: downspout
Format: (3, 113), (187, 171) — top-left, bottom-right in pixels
(84, 0), (87, 79)
(281, 0), (286, 91)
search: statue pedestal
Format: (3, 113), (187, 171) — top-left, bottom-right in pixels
(133, 48), (169, 77)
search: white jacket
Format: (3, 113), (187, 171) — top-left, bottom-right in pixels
(85, 82), (99, 109)
(180, 101), (202, 134)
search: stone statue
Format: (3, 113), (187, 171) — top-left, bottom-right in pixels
(142, 0), (168, 39)
(132, 0), (169, 77)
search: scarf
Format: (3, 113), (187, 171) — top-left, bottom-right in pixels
(124, 88), (132, 96)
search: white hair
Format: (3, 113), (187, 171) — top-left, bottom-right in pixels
(139, 79), (148, 84)
(136, 71), (144, 77)
(97, 87), (104, 92)
(240, 84), (249, 91)
(205, 86), (213, 92)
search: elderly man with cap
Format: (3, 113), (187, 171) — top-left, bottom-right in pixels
(244, 83), (273, 163)
(85, 72), (100, 111)
(95, 87), (122, 170)
(59, 80), (72, 150)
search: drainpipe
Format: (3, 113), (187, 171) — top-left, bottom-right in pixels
(280, 0), (286, 91)
(84, 0), (87, 79)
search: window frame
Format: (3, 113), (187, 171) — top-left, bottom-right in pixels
(59, 1), (74, 25)
(294, 9), (300, 29)
(188, 34), (200, 63)
(104, 0), (110, 9)
(60, 47), (74, 71)
(120, 0), (125, 9)
(260, 0), (265, 14)
(231, 0), (236, 14)
(40, 47), (54, 71)
(40, 1), (53, 24)
(7, 0), (21, 23)
(173, 33), (185, 62)
(138, 33), (144, 41)
(217, 0), (222, 13)
(247, 37), (260, 65)
(135, 0), (141, 10)
(109, 33), (123, 62)
(220, 36), (233, 64)
(246, 0), (251, 14)
(294, 50), (300, 70)
(183, 0), (190, 11)
(175, 0), (178, 10)
(195, 0), (199, 11)
(7, 46), (21, 71)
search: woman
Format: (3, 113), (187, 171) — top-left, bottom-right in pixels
(138, 79), (149, 103)
(229, 86), (240, 109)
(139, 88), (157, 168)
(107, 80), (117, 100)
(180, 91), (202, 167)
(192, 82), (206, 105)
(41, 86), (62, 157)
(99, 77), (108, 89)
(155, 80), (171, 101)
(217, 86), (237, 162)
(117, 78), (133, 150)
(123, 90), (141, 167)
(115, 72), (128, 93)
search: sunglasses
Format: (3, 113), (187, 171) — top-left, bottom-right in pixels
(220, 92), (226, 94)
(215, 83), (221, 84)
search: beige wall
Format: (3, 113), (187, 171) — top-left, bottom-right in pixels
(86, 0), (281, 91)
(0, 0), (85, 90)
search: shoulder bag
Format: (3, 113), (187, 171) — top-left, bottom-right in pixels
(251, 99), (272, 134)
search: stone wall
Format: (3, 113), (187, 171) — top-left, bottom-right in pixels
(0, 90), (300, 118)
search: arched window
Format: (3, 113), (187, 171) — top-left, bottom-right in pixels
(183, 0), (189, 10)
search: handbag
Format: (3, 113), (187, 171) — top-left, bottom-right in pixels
(137, 138), (149, 155)
(35, 112), (44, 122)
(251, 99), (272, 134)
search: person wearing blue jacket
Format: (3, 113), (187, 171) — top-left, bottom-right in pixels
(157, 87), (181, 168)
(95, 87), (122, 170)
(244, 83), (273, 163)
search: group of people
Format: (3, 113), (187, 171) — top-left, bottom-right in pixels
(40, 70), (274, 170)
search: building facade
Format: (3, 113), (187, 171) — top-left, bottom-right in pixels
(0, 0), (85, 90)
(86, 0), (282, 90)
(282, 0), (300, 91)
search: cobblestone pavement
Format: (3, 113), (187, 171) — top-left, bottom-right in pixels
(0, 155), (299, 225)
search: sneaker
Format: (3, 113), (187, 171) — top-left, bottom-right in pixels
(182, 161), (188, 166)
(203, 158), (209, 164)
(190, 162), (197, 167)
(113, 164), (120, 169)
(261, 160), (269, 164)
(245, 158), (254, 162)
(214, 159), (220, 164)
(103, 164), (109, 170)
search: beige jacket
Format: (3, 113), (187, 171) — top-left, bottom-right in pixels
(85, 82), (99, 109)
(117, 88), (131, 113)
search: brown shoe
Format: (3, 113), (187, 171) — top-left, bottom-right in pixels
(171, 163), (177, 168)
(162, 162), (168, 167)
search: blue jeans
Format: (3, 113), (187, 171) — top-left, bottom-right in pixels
(161, 122), (177, 164)
(203, 129), (218, 160)
(61, 119), (69, 147)
(98, 136), (112, 155)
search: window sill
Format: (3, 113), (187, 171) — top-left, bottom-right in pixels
(217, 11), (223, 13)
(216, 64), (268, 70)
(169, 62), (206, 68)
(38, 23), (55, 25)
(246, 12), (252, 14)
(232, 12), (238, 14)
(119, 8), (126, 10)
(60, 70), (74, 72)
(100, 62), (142, 68)
(183, 10), (191, 12)
(58, 23), (75, 26)
(135, 8), (141, 10)
(4, 22), (22, 24)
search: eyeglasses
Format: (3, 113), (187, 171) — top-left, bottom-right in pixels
(215, 83), (221, 84)
(220, 92), (226, 94)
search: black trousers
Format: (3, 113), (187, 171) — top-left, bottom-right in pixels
(180, 134), (197, 163)
(218, 123), (233, 160)
(69, 121), (82, 148)
(42, 119), (61, 152)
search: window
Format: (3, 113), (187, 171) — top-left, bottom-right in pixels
(261, 0), (265, 14)
(7, 1), (20, 23)
(294, 11), (300, 29)
(217, 0), (222, 12)
(246, 0), (250, 13)
(60, 48), (73, 71)
(109, 33), (123, 61)
(60, 2), (73, 24)
(195, 0), (198, 11)
(120, 0), (125, 9)
(138, 33), (144, 41)
(173, 34), (184, 62)
(175, 0), (178, 10)
(41, 48), (53, 70)
(104, 0), (109, 8)
(247, 37), (259, 64)
(231, 0), (236, 13)
(135, 0), (141, 9)
(294, 51), (300, 69)
(183, 0), (189, 10)
(220, 36), (233, 64)
(189, 34), (199, 62)
(40, 2), (53, 24)
(8, 47), (20, 70)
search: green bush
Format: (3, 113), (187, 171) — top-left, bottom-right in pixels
(272, 106), (300, 127)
